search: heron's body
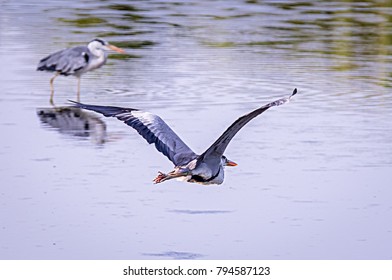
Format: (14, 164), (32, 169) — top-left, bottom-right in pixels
(169, 158), (225, 185)
(37, 45), (105, 77)
(37, 39), (124, 105)
(71, 88), (297, 185)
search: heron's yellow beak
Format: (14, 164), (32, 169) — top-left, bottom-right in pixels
(226, 160), (237, 167)
(107, 44), (125, 54)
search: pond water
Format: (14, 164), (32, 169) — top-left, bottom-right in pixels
(0, 0), (391, 259)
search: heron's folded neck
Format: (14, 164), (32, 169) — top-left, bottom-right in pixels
(191, 168), (221, 183)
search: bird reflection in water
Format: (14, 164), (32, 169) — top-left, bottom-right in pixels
(36, 106), (107, 144)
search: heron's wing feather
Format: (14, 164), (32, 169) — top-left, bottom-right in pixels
(70, 101), (197, 166)
(37, 46), (90, 75)
(199, 89), (297, 164)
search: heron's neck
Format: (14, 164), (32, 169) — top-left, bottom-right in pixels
(89, 48), (105, 58)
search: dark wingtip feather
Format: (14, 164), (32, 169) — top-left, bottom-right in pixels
(292, 88), (297, 97)
(37, 64), (56, 72)
(67, 101), (139, 118)
(68, 100), (83, 107)
(68, 100), (97, 112)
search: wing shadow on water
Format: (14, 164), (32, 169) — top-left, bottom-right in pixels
(168, 209), (233, 215)
(37, 106), (107, 144)
(142, 251), (205, 260)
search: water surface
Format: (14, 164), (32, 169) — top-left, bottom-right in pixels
(0, 0), (391, 259)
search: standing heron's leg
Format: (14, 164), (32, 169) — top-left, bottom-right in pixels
(76, 77), (81, 102)
(49, 72), (60, 106)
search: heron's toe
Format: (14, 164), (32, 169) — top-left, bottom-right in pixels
(153, 172), (167, 184)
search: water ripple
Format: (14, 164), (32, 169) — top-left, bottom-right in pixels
(168, 209), (233, 215)
(142, 251), (204, 260)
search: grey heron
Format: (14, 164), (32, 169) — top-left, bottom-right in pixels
(70, 88), (297, 185)
(37, 38), (125, 105)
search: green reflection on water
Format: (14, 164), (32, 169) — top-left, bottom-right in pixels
(107, 24), (133, 30)
(58, 17), (107, 27)
(109, 41), (155, 49)
(212, 14), (254, 20)
(273, 1), (313, 10)
(203, 41), (236, 48)
(52, 0), (392, 87)
(97, 31), (153, 38)
(106, 4), (139, 12)
(108, 53), (141, 60)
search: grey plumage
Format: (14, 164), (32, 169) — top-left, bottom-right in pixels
(37, 39), (125, 105)
(69, 102), (197, 166)
(199, 88), (297, 167)
(37, 46), (91, 76)
(70, 88), (297, 185)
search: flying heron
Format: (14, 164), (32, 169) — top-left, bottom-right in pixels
(70, 88), (297, 185)
(37, 38), (125, 105)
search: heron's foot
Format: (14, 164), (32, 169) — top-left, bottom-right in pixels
(49, 96), (55, 107)
(153, 171), (167, 184)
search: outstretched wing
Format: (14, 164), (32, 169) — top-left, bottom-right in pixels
(37, 46), (90, 76)
(70, 101), (197, 166)
(199, 88), (297, 165)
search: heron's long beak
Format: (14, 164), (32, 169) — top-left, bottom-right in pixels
(226, 160), (237, 167)
(107, 44), (125, 54)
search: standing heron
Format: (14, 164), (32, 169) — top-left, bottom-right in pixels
(70, 88), (297, 185)
(37, 38), (125, 105)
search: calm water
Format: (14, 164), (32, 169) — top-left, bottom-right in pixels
(1, 0), (391, 259)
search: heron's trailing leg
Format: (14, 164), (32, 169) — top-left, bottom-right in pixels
(49, 72), (60, 106)
(153, 169), (189, 184)
(153, 171), (168, 184)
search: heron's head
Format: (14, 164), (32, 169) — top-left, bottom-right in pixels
(88, 38), (125, 54)
(222, 155), (237, 167)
